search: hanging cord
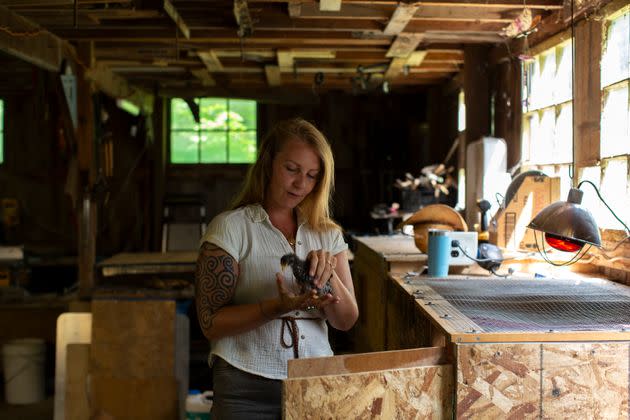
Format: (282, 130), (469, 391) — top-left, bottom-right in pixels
(577, 180), (630, 234)
(455, 243), (515, 277)
(576, 179), (630, 252)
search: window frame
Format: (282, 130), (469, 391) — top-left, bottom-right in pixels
(521, 38), (573, 166)
(168, 97), (258, 165)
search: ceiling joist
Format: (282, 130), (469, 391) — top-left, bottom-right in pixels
(191, 68), (216, 86)
(386, 33), (423, 58)
(264, 64), (282, 86)
(163, 0), (190, 39)
(0, 5), (69, 72)
(197, 50), (223, 72)
(320, 0), (342, 12)
(384, 3), (418, 35)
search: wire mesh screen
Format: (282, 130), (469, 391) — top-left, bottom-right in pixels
(423, 278), (630, 333)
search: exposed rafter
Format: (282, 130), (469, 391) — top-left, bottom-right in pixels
(0, 5), (69, 71)
(163, 0), (190, 39)
(320, 0), (342, 12)
(191, 68), (216, 86)
(386, 33), (424, 58)
(265, 65), (282, 86)
(197, 50), (223, 72)
(384, 3), (418, 35)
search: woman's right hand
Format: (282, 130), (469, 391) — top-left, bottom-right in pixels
(275, 273), (337, 313)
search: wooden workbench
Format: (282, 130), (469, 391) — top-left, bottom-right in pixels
(351, 235), (426, 352)
(284, 272), (630, 418)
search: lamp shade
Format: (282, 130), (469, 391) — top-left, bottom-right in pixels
(527, 188), (602, 248)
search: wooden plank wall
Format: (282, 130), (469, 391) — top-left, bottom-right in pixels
(456, 342), (630, 418)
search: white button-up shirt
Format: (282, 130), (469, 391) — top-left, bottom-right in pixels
(199, 204), (348, 379)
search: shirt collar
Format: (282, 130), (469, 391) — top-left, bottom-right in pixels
(245, 203), (308, 227)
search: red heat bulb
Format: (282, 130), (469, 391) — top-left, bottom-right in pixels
(544, 233), (584, 252)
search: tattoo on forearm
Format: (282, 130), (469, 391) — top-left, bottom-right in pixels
(195, 242), (238, 337)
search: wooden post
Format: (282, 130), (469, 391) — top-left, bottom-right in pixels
(463, 45), (491, 146)
(76, 41), (97, 298)
(152, 96), (167, 251)
(574, 19), (602, 169)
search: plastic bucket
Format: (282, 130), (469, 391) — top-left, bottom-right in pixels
(2, 338), (46, 404)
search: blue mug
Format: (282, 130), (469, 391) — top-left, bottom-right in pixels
(427, 229), (450, 277)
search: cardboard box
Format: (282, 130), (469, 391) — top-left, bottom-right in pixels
(489, 176), (561, 250)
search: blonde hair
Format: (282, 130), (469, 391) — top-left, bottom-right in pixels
(231, 118), (340, 232)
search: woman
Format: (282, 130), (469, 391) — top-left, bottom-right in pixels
(195, 117), (358, 419)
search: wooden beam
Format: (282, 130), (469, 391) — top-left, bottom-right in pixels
(265, 65), (282, 86)
(384, 3), (418, 35)
(406, 50), (427, 66)
(234, 0), (253, 37)
(384, 56), (407, 80)
(0, 5), (69, 71)
(85, 63), (154, 114)
(386, 33), (423, 58)
(53, 29), (394, 46)
(197, 50), (223, 71)
(320, 0), (342, 12)
(574, 18), (602, 168)
(163, 0), (191, 39)
(277, 49), (293, 68)
(295, 2), (390, 19)
(191, 68), (216, 86)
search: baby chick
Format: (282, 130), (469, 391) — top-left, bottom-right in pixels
(280, 253), (333, 296)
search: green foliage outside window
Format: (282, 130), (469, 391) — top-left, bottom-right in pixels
(170, 98), (257, 164)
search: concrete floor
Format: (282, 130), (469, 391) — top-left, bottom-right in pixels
(0, 397), (54, 419)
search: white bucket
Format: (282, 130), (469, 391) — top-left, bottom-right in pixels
(2, 338), (46, 404)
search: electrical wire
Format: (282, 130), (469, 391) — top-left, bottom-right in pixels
(577, 179), (630, 235)
(455, 243), (498, 263)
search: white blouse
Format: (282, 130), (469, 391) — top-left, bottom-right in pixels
(199, 203), (348, 379)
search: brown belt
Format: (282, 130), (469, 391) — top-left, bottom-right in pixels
(279, 316), (319, 359)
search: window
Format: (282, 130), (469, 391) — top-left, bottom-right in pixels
(598, 7), (630, 229)
(521, 40), (573, 197)
(601, 8), (629, 158)
(521, 40), (573, 166)
(0, 99), (3, 164)
(169, 98), (257, 164)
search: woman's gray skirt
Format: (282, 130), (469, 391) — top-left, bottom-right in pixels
(211, 357), (282, 420)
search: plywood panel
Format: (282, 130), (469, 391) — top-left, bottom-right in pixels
(541, 342), (629, 418)
(90, 376), (178, 420)
(288, 347), (447, 378)
(90, 300), (175, 378)
(65, 344), (90, 420)
(284, 365), (453, 419)
(456, 343), (541, 418)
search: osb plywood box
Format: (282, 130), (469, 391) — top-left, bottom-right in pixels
(489, 176), (561, 251)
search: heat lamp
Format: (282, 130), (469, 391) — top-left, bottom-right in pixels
(527, 180), (630, 265)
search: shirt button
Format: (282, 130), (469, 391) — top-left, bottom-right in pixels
(300, 335), (305, 340)
(297, 241), (302, 245)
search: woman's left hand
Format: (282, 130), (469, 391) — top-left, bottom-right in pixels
(306, 249), (337, 289)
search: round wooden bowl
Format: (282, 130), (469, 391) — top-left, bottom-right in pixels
(413, 222), (454, 253)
